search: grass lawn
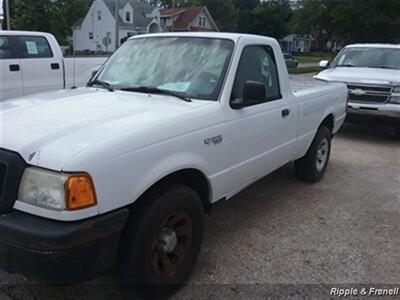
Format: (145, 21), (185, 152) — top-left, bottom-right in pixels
(288, 66), (320, 74)
(295, 52), (336, 63)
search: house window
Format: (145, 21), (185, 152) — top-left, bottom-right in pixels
(89, 32), (93, 40)
(97, 10), (102, 21)
(198, 17), (206, 27)
(126, 12), (131, 22)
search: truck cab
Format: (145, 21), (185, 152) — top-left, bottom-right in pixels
(0, 31), (107, 101)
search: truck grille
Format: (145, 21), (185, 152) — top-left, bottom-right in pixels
(0, 149), (27, 214)
(347, 84), (392, 104)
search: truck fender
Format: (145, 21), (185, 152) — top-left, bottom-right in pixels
(127, 152), (212, 207)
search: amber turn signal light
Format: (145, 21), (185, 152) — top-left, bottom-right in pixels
(65, 174), (97, 210)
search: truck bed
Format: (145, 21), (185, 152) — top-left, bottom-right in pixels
(289, 75), (345, 96)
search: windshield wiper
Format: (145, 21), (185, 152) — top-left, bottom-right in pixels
(367, 66), (397, 70)
(87, 79), (114, 92)
(120, 86), (192, 102)
(336, 64), (356, 68)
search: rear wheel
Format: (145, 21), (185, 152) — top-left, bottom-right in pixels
(119, 183), (204, 296)
(295, 126), (332, 183)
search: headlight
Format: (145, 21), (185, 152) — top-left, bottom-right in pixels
(390, 96), (400, 104)
(18, 167), (97, 211)
(393, 87), (400, 93)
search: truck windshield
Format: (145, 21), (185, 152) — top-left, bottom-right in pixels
(334, 47), (400, 70)
(97, 37), (235, 101)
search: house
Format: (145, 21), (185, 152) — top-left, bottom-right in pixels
(160, 6), (219, 32)
(280, 34), (312, 54)
(72, 0), (162, 54)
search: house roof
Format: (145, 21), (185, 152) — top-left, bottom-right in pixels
(159, 7), (186, 16)
(72, 18), (84, 29)
(160, 6), (218, 31)
(103, 0), (156, 28)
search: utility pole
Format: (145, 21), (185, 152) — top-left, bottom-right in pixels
(5, 0), (11, 30)
(171, 0), (175, 32)
(115, 0), (119, 51)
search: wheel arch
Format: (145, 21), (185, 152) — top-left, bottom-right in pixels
(319, 113), (334, 135)
(130, 168), (212, 214)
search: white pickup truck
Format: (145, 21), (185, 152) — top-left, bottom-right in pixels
(0, 31), (107, 101)
(315, 44), (400, 137)
(0, 33), (347, 293)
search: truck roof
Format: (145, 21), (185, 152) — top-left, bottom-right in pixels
(0, 30), (55, 37)
(346, 43), (400, 49)
(129, 32), (277, 44)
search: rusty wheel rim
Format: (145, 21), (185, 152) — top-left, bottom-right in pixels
(150, 211), (193, 278)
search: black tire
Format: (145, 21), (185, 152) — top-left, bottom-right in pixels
(119, 182), (204, 296)
(295, 126), (332, 183)
(395, 127), (400, 140)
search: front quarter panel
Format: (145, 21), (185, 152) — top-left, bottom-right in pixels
(63, 102), (230, 216)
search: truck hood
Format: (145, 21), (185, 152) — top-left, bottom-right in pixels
(0, 88), (213, 171)
(315, 67), (400, 85)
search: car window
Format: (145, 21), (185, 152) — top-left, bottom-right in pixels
(16, 36), (53, 59)
(0, 36), (12, 59)
(232, 45), (281, 105)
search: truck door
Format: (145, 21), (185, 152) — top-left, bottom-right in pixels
(15, 35), (63, 96)
(223, 45), (297, 190)
(0, 35), (23, 101)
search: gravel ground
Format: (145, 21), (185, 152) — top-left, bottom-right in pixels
(1, 74), (399, 299)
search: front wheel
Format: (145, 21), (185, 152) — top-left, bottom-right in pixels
(119, 183), (204, 295)
(295, 126), (332, 183)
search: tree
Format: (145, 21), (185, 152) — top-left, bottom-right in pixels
(238, 0), (292, 39)
(11, 0), (91, 45)
(156, 0), (199, 8)
(234, 0), (259, 10)
(200, 0), (237, 31)
(291, 0), (400, 43)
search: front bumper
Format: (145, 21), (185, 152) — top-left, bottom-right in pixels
(0, 208), (129, 284)
(347, 102), (400, 126)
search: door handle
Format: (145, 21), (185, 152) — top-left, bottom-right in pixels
(51, 63), (60, 70)
(9, 64), (20, 72)
(282, 108), (290, 118)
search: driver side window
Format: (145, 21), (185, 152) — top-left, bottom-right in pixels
(231, 45), (281, 106)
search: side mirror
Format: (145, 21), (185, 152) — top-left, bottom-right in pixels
(231, 81), (266, 110)
(319, 60), (330, 69)
(243, 81), (266, 104)
(230, 98), (245, 110)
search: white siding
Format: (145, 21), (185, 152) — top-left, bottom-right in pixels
(120, 2), (133, 24)
(73, 0), (163, 53)
(73, 0), (116, 52)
